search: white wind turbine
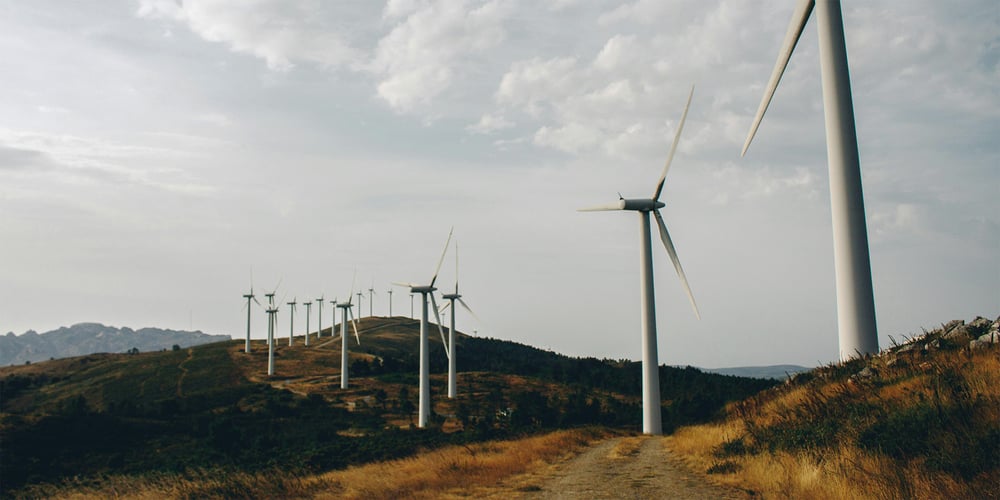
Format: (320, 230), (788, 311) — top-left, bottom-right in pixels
(286, 298), (297, 346)
(580, 86), (700, 436)
(264, 283), (282, 376)
(440, 241), (483, 399)
(742, 0), (877, 361)
(242, 279), (261, 353)
(315, 294), (325, 338)
(394, 227), (454, 428)
(355, 291), (364, 318)
(303, 300), (313, 346)
(336, 273), (361, 389)
(368, 281), (377, 317)
(387, 289), (394, 316)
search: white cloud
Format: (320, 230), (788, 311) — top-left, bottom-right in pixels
(368, 0), (512, 112)
(467, 113), (514, 134)
(136, 0), (362, 71)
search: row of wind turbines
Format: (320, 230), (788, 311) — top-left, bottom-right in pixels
(242, 0), (879, 436)
(242, 229), (480, 428)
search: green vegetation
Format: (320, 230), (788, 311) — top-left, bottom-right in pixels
(668, 317), (1000, 499)
(0, 318), (775, 496)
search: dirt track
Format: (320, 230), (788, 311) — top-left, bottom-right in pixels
(497, 436), (746, 499)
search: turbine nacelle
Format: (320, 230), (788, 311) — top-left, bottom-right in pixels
(623, 199), (665, 212)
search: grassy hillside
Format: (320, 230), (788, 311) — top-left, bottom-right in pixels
(0, 316), (774, 496)
(667, 316), (1000, 499)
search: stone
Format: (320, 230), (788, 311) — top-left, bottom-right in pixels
(944, 325), (972, 343)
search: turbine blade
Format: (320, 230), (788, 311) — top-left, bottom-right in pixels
(392, 281), (419, 288)
(742, 0), (815, 157)
(430, 227), (454, 287)
(429, 293), (450, 359)
(653, 85), (695, 201)
(457, 297), (484, 325)
(347, 268), (357, 304)
(350, 310), (360, 345)
(578, 201), (626, 212)
(439, 300), (452, 314)
(653, 210), (701, 320)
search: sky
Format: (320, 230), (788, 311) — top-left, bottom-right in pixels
(0, 0), (997, 368)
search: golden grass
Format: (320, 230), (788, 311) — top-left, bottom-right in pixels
(665, 344), (1000, 500)
(20, 428), (611, 499)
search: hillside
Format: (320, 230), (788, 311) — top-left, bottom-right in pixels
(0, 323), (230, 365)
(0, 316), (774, 496)
(666, 315), (1000, 499)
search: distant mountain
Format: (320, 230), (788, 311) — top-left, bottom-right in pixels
(700, 364), (811, 380)
(0, 323), (230, 365)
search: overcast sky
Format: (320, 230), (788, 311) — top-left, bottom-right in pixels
(1, 0), (997, 368)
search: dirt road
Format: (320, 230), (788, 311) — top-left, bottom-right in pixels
(499, 436), (746, 499)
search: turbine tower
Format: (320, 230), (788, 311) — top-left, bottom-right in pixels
(266, 304), (279, 376)
(303, 300), (312, 346)
(742, 0), (877, 361)
(316, 294), (325, 338)
(387, 289), (394, 316)
(242, 283), (261, 353)
(440, 241), (482, 398)
(336, 281), (361, 390)
(394, 227), (454, 428)
(355, 291), (364, 318)
(580, 86), (700, 435)
(329, 298), (338, 340)
(286, 298), (297, 346)
(368, 282), (377, 317)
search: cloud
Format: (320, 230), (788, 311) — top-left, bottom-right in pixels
(368, 0), (512, 112)
(135, 0), (362, 71)
(467, 113), (514, 134)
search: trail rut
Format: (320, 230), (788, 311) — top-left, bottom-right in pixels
(502, 436), (746, 499)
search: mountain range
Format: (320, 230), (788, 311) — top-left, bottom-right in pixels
(1, 323), (230, 366)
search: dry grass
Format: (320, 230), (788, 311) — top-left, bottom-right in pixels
(665, 341), (1000, 499)
(20, 428), (610, 499)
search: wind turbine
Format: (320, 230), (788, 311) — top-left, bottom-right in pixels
(355, 291), (364, 318)
(336, 273), (361, 389)
(316, 294), (325, 338)
(580, 86), (700, 436)
(242, 282), (261, 353)
(286, 298), (297, 346)
(394, 228), (453, 428)
(266, 303), (279, 376)
(330, 298), (338, 340)
(742, 0), (877, 361)
(440, 241), (483, 398)
(368, 281), (377, 317)
(387, 289), (394, 316)
(303, 300), (313, 346)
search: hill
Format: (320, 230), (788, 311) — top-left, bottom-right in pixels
(0, 323), (230, 365)
(0, 316), (774, 496)
(700, 364), (811, 380)
(666, 315), (1000, 499)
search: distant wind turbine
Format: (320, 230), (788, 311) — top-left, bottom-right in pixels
(440, 241), (483, 399)
(266, 304), (279, 376)
(368, 281), (377, 317)
(742, 0), (877, 361)
(316, 294), (325, 338)
(242, 280), (261, 353)
(387, 289), (394, 316)
(356, 291), (364, 318)
(303, 300), (313, 347)
(336, 273), (361, 389)
(286, 298), (297, 346)
(394, 227), (453, 428)
(580, 86), (700, 435)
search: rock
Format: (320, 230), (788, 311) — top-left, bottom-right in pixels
(853, 366), (877, 380)
(944, 325), (973, 342)
(942, 319), (965, 332)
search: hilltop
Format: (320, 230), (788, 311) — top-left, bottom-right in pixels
(667, 315), (1000, 499)
(0, 323), (230, 366)
(0, 316), (774, 496)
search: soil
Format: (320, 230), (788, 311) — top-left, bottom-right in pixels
(481, 436), (747, 499)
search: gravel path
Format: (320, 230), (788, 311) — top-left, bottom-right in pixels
(511, 436), (746, 500)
